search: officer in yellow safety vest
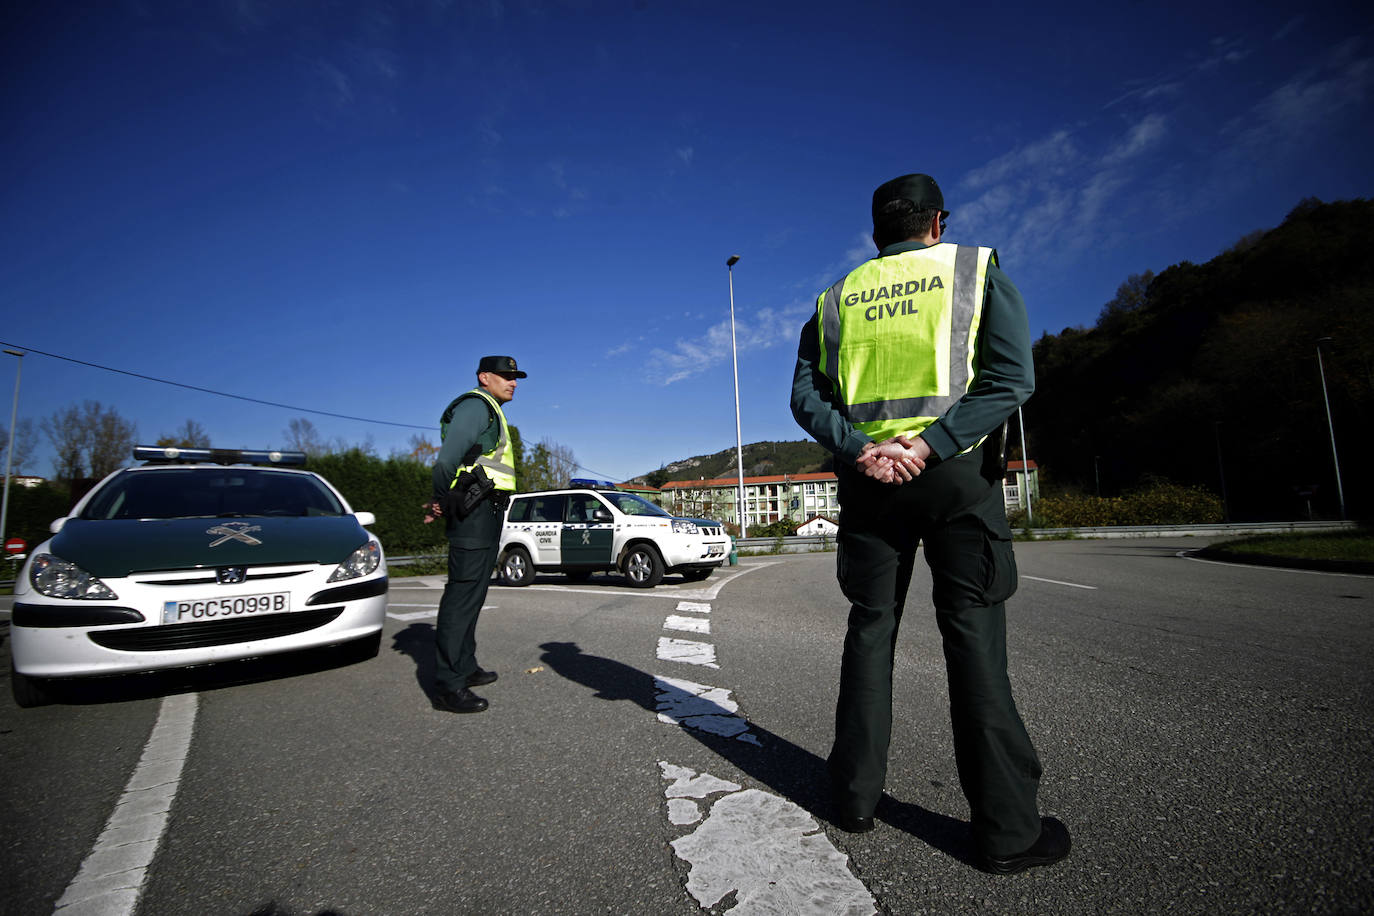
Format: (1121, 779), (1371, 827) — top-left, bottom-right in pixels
(429, 355), (524, 714)
(790, 174), (1070, 873)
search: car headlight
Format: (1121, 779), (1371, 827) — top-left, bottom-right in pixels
(29, 554), (118, 600)
(328, 541), (381, 582)
(671, 520), (700, 535)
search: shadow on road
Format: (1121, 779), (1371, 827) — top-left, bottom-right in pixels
(536, 639), (975, 866)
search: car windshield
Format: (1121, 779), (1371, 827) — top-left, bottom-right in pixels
(80, 467), (346, 520)
(600, 491), (673, 518)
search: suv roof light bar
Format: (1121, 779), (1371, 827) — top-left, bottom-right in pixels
(568, 478), (618, 490)
(133, 445), (307, 466)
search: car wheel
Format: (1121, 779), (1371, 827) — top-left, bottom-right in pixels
(11, 669), (55, 708)
(622, 544), (664, 588)
(682, 568), (713, 582)
(499, 547), (535, 587)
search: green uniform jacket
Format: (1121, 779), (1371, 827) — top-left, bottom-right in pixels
(791, 239), (1035, 464)
(432, 395), (504, 546)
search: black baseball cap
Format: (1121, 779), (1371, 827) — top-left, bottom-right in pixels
(872, 173), (947, 222)
(477, 355), (527, 378)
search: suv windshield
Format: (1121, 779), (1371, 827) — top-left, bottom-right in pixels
(81, 468), (345, 520)
(600, 491), (672, 518)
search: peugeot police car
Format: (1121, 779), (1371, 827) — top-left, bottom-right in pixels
(497, 479), (729, 588)
(8, 446), (388, 707)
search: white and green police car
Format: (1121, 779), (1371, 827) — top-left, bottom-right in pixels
(497, 480), (729, 588)
(8, 446), (388, 707)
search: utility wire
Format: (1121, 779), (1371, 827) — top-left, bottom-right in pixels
(0, 340), (432, 431)
(3, 341), (642, 480)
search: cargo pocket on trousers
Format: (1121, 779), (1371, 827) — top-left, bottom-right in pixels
(980, 517), (1018, 606)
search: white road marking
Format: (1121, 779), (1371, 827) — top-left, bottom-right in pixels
(55, 693), (198, 916)
(665, 615), (711, 635)
(654, 675), (757, 743)
(661, 762), (741, 825)
(676, 601), (712, 614)
(1023, 575), (1097, 590)
(387, 603), (496, 620)
(657, 637), (719, 669)
(662, 762), (877, 915)
(1177, 550), (1373, 577)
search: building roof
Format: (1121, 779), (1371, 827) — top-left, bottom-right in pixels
(1008, 460), (1038, 471)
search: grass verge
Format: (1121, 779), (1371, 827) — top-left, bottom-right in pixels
(1199, 530), (1373, 573)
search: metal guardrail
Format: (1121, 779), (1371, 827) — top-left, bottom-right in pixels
(1, 521), (1359, 586)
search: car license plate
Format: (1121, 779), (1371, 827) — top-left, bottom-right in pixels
(706, 545), (724, 557)
(162, 593), (291, 624)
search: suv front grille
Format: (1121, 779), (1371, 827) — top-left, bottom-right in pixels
(88, 608), (343, 651)
(699, 525), (724, 536)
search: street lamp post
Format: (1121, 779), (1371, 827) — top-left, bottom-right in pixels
(0, 349), (25, 548)
(727, 255), (747, 538)
(1316, 337), (1346, 520)
(1017, 406), (1033, 526)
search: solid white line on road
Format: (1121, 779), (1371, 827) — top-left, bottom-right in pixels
(676, 601), (712, 614)
(54, 693), (198, 916)
(665, 615), (711, 635)
(1177, 550), (1373, 578)
(657, 637), (719, 669)
(1023, 575), (1098, 590)
(661, 762), (877, 915)
(387, 603), (495, 620)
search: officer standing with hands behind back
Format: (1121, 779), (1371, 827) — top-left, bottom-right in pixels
(430, 355), (524, 714)
(790, 174), (1070, 873)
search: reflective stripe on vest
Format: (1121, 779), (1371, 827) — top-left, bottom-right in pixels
(817, 243), (994, 446)
(444, 388), (516, 492)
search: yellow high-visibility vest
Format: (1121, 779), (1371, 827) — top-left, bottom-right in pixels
(817, 243), (995, 448)
(442, 388), (516, 492)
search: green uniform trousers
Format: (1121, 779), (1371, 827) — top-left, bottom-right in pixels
(830, 448), (1043, 856)
(434, 498), (503, 693)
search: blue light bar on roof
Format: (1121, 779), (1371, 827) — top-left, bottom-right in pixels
(569, 478), (618, 489)
(133, 445), (307, 466)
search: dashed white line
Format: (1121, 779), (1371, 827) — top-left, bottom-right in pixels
(55, 693), (198, 916)
(654, 675), (756, 743)
(665, 615), (711, 635)
(657, 637), (719, 668)
(661, 762), (877, 915)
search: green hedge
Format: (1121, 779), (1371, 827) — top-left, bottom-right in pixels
(1010, 481), (1224, 528)
(306, 451), (447, 555)
(2, 482), (73, 554)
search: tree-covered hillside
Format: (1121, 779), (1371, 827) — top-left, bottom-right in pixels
(1026, 198), (1372, 520)
(629, 439), (831, 487)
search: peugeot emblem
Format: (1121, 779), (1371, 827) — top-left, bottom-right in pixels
(218, 567), (248, 585)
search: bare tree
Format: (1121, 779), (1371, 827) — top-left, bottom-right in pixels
(155, 419), (211, 449)
(1, 418), (37, 475)
(284, 417), (326, 456)
(41, 404), (90, 480)
(88, 402), (138, 478)
(520, 437), (580, 491)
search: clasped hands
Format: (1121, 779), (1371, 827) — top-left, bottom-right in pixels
(856, 435), (931, 484)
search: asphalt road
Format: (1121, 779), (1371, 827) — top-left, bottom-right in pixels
(2, 538), (1371, 916)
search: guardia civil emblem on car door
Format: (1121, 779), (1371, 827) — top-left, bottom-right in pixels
(206, 521), (264, 547)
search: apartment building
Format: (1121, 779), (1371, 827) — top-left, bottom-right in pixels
(644, 460), (1038, 531)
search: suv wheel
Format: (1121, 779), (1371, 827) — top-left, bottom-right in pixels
(499, 546), (535, 587)
(622, 544), (664, 588)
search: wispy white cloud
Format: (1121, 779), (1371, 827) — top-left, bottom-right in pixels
(1222, 40), (1372, 154)
(677, 147), (695, 165)
(645, 303), (811, 386)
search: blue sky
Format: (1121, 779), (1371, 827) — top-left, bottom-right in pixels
(3, 0), (1371, 484)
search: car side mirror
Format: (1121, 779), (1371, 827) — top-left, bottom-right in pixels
(592, 508), (612, 522)
(354, 511), (376, 527)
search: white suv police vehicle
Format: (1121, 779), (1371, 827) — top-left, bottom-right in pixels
(497, 480), (729, 588)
